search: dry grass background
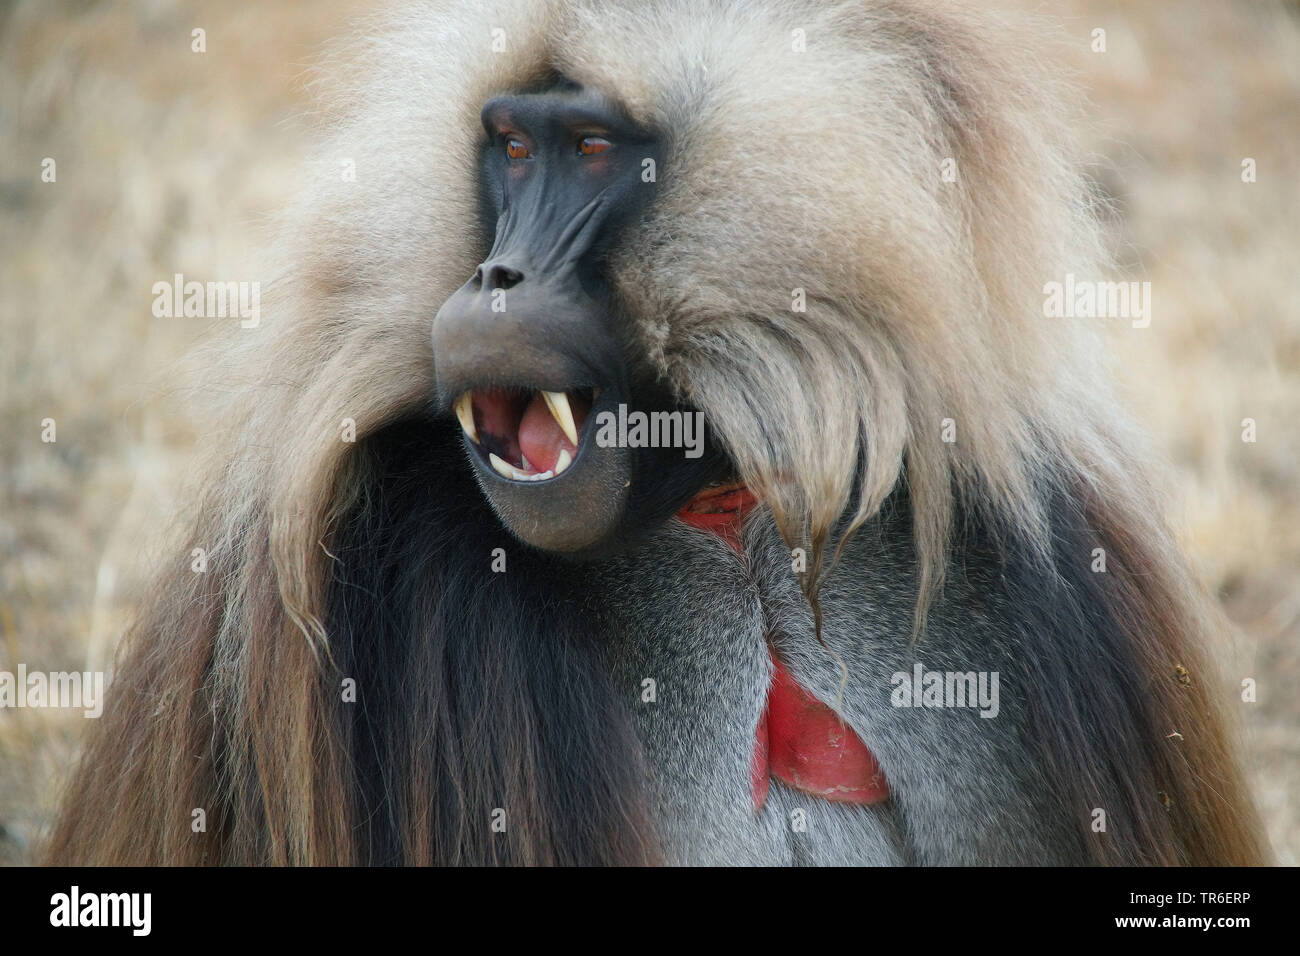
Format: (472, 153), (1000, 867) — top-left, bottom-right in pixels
(1, 0), (1296, 865)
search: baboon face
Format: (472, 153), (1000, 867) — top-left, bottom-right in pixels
(432, 82), (727, 554)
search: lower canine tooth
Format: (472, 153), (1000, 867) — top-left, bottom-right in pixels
(553, 448), (573, 475)
(454, 393), (477, 442)
(489, 453), (517, 479)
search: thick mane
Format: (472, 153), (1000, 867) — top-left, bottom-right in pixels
(193, 0), (1115, 648)
(44, 0), (1265, 865)
(593, 0), (1117, 619)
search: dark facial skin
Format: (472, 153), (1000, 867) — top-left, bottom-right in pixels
(431, 85), (729, 555)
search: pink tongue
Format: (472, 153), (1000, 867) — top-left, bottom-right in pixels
(518, 394), (574, 473)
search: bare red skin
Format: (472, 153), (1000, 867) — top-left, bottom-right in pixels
(676, 482), (756, 553)
(677, 484), (891, 812)
(763, 655), (890, 807)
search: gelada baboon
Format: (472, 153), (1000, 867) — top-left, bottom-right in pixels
(47, 0), (1266, 865)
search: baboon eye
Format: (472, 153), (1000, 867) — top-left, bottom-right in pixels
(505, 138), (531, 159)
(578, 136), (611, 156)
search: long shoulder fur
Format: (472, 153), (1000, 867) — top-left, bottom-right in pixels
(46, 418), (658, 865)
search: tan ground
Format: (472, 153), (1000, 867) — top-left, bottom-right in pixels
(1, 0), (1296, 864)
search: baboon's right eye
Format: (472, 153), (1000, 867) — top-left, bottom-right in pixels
(505, 138), (531, 160)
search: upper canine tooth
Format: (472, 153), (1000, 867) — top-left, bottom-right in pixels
(455, 393), (478, 442)
(553, 448), (573, 475)
(542, 390), (579, 447)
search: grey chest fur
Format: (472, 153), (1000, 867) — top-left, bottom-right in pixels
(588, 511), (1078, 866)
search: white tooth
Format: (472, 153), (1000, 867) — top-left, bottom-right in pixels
(490, 451), (561, 482)
(521, 453), (534, 471)
(542, 390), (579, 447)
(553, 448), (573, 475)
(488, 453), (516, 479)
(455, 393), (478, 442)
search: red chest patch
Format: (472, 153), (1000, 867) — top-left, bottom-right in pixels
(677, 484), (891, 811)
(676, 481), (758, 549)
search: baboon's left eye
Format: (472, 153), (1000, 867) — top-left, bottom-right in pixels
(578, 136), (611, 156)
(506, 138), (531, 159)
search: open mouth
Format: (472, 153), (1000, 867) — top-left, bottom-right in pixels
(454, 386), (596, 481)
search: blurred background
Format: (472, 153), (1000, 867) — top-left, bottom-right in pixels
(1, 0), (1297, 864)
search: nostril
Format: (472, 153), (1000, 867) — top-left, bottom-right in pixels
(481, 263), (524, 290)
